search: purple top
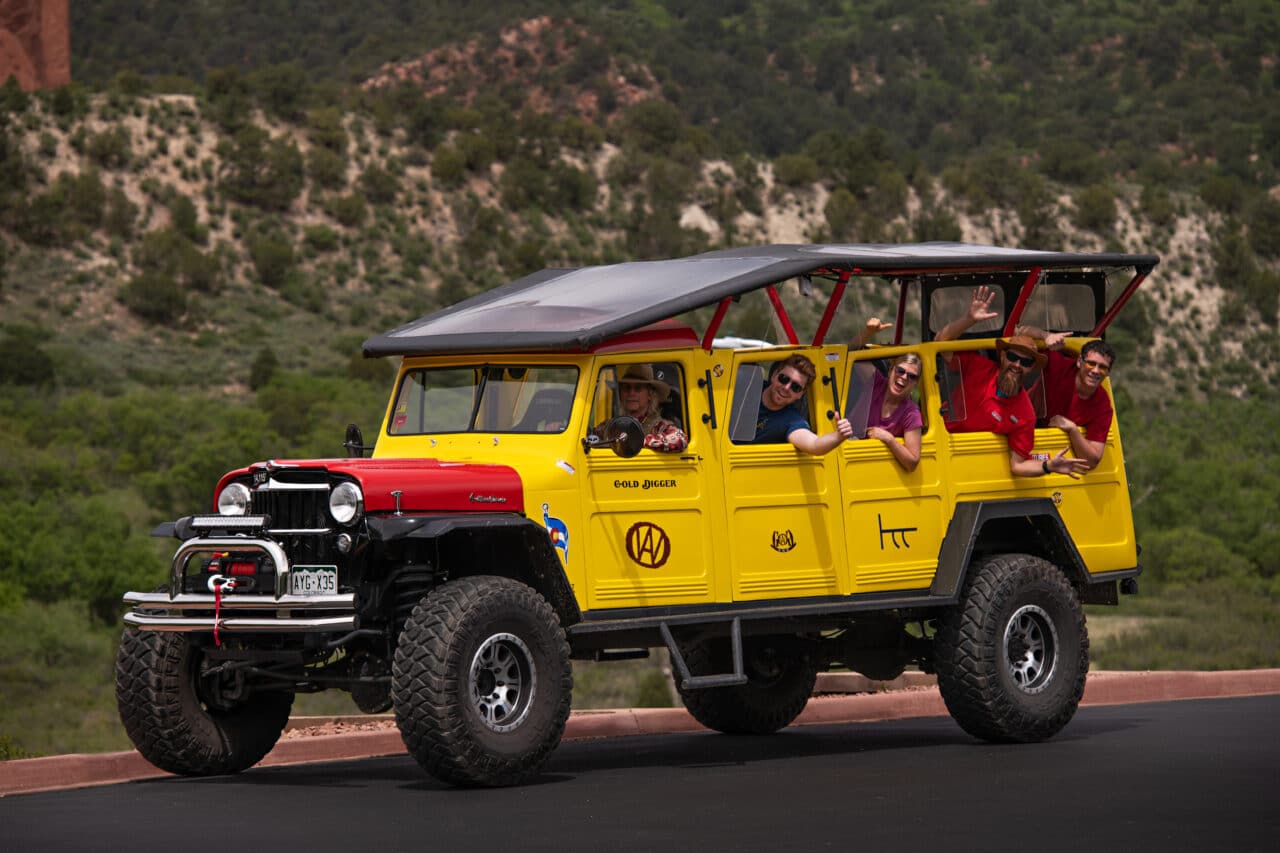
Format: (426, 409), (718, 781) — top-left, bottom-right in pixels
(869, 371), (924, 437)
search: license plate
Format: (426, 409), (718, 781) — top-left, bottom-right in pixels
(289, 565), (337, 596)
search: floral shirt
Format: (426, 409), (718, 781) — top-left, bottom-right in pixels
(641, 415), (689, 452)
(592, 415), (688, 452)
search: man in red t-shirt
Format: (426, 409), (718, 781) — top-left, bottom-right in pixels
(1017, 326), (1116, 470)
(935, 286), (1090, 479)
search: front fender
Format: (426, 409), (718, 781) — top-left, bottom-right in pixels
(367, 513), (581, 626)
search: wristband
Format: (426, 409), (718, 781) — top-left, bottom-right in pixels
(1041, 459), (1050, 475)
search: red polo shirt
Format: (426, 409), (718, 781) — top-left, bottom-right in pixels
(945, 351), (1036, 459)
(1042, 351), (1113, 443)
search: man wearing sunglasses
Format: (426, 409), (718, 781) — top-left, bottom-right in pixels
(935, 286), (1090, 479)
(1015, 325), (1117, 471)
(752, 354), (854, 455)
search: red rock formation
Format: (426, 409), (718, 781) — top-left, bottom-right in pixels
(0, 0), (70, 91)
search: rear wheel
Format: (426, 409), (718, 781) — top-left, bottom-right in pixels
(392, 576), (572, 787)
(674, 636), (817, 734)
(115, 629), (293, 775)
(934, 553), (1088, 743)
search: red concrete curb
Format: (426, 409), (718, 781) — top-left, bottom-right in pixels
(4, 669), (1278, 797)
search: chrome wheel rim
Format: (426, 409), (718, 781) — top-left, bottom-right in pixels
(469, 632), (536, 732)
(1003, 604), (1059, 694)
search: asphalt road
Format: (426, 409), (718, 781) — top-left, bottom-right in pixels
(5, 695), (1277, 853)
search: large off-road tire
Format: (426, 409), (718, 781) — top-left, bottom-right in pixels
(115, 629), (294, 775)
(934, 553), (1088, 743)
(673, 635), (817, 734)
(392, 576), (572, 787)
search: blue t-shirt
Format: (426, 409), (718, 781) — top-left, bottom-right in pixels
(752, 401), (810, 444)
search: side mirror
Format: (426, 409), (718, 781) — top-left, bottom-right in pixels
(601, 416), (645, 458)
(344, 423), (373, 458)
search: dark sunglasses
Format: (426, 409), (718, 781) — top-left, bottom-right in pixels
(893, 365), (919, 381)
(772, 373), (805, 393)
(1003, 351), (1037, 368)
(619, 381), (648, 392)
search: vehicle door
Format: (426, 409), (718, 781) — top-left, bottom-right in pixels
(721, 346), (849, 601)
(580, 355), (718, 610)
(839, 348), (947, 594)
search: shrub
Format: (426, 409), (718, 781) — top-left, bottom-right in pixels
(1140, 183), (1177, 227)
(824, 188), (859, 241)
(326, 193), (367, 228)
(304, 224), (340, 253)
(1039, 138), (1106, 185)
(1199, 173), (1247, 214)
(307, 106), (347, 153)
(1139, 527), (1254, 587)
(913, 206), (962, 242)
(773, 153), (819, 188)
(86, 126), (131, 169)
(248, 346), (278, 391)
(0, 333), (56, 386)
(1246, 196), (1280, 259)
(247, 62), (311, 122)
(168, 192), (201, 243)
(219, 126), (305, 211)
(1073, 183), (1117, 233)
(360, 163), (399, 205)
(307, 145), (347, 189)
(432, 143), (467, 187)
(120, 271), (186, 323)
(619, 100), (684, 155)
(248, 233), (295, 288)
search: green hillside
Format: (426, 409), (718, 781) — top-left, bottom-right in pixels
(0, 1), (1277, 758)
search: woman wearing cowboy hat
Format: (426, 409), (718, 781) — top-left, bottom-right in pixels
(599, 364), (688, 452)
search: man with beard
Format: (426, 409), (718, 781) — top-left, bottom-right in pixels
(1014, 325), (1117, 471)
(935, 286), (1089, 479)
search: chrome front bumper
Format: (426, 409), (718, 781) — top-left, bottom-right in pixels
(121, 535), (357, 634)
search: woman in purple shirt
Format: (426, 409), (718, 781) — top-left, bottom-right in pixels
(853, 318), (924, 472)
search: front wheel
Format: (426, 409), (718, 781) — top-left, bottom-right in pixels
(392, 576), (572, 787)
(934, 554), (1088, 743)
(115, 629), (293, 775)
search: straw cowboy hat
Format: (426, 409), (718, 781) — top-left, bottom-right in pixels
(996, 334), (1048, 370)
(618, 364), (670, 401)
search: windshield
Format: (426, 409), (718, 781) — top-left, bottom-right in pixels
(388, 365), (579, 435)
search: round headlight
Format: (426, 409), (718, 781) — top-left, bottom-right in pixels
(217, 482), (251, 516)
(329, 482), (363, 526)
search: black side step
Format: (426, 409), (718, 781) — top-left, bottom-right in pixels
(661, 618), (748, 690)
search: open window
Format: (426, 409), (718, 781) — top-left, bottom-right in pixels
(845, 356), (927, 438)
(938, 348), (1043, 429)
(844, 360), (881, 438)
(588, 362), (687, 446)
(728, 362), (767, 443)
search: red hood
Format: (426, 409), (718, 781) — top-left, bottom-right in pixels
(214, 458), (524, 514)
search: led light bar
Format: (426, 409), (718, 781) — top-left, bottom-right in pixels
(190, 515), (270, 531)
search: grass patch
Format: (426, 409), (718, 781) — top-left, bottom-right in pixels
(1088, 578), (1280, 670)
(0, 600), (133, 757)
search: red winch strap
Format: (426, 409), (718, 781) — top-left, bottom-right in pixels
(213, 581), (223, 647)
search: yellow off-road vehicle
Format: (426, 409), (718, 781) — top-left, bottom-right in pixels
(117, 243), (1157, 787)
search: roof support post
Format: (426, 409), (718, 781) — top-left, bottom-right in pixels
(1002, 266), (1043, 336)
(811, 270), (852, 346)
(701, 296), (734, 350)
(894, 278), (910, 345)
(766, 284), (799, 345)
(1091, 269), (1150, 337)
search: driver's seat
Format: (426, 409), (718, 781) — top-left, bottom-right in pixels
(514, 388), (573, 432)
